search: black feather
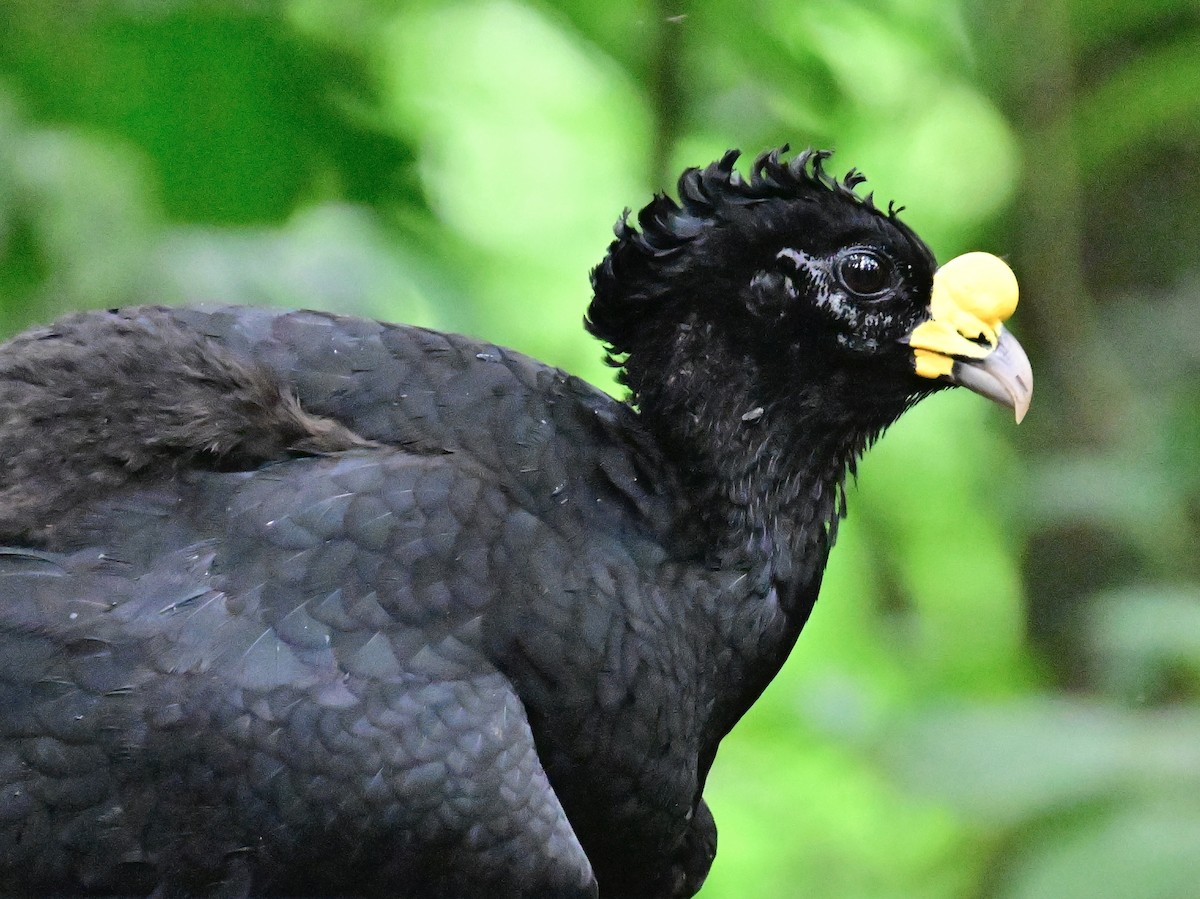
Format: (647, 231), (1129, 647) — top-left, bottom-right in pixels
(0, 147), (949, 899)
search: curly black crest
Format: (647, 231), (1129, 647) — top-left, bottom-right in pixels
(634, 146), (899, 251)
(585, 146), (916, 365)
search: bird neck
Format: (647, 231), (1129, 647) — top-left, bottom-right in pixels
(627, 323), (897, 611)
(626, 326), (908, 752)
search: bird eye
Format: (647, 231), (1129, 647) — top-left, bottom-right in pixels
(836, 249), (891, 298)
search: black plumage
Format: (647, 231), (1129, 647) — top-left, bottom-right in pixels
(0, 148), (1031, 898)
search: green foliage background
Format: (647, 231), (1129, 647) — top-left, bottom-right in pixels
(1, 0), (1197, 895)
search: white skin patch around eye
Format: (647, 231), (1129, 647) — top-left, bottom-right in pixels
(776, 247), (892, 336)
(776, 248), (821, 278)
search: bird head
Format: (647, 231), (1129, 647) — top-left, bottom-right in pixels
(586, 147), (1032, 431)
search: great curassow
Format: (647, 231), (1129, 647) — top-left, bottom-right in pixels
(0, 148), (1031, 898)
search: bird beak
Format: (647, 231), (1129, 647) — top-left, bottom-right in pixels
(905, 252), (1034, 423)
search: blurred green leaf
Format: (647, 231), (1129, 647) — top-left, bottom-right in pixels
(0, 104), (157, 329)
(707, 730), (977, 899)
(1068, 0), (1200, 49)
(146, 203), (448, 327)
(1075, 33), (1200, 175)
(378, 0), (650, 378)
(885, 699), (1200, 825)
(1000, 797), (1200, 899)
(1088, 586), (1200, 699)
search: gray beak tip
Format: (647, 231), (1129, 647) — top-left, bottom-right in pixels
(951, 327), (1034, 423)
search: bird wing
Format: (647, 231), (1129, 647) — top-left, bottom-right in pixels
(0, 446), (598, 897)
(164, 305), (677, 536)
(0, 304), (696, 896)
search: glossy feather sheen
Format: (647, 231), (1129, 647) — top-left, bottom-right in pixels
(0, 149), (947, 898)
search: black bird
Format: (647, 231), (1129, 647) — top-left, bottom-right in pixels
(0, 148), (1031, 898)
